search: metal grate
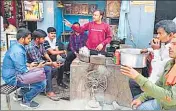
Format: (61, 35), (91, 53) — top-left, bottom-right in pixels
(0, 84), (18, 94)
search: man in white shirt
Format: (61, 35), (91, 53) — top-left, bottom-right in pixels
(3, 18), (17, 33)
(44, 27), (68, 89)
(129, 20), (176, 98)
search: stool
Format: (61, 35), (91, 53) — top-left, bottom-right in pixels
(0, 84), (19, 110)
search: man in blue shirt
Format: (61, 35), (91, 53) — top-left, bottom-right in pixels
(2, 28), (46, 108)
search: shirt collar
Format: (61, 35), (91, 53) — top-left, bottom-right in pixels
(165, 43), (171, 49)
(31, 40), (40, 48)
(17, 42), (26, 50)
(164, 59), (175, 74)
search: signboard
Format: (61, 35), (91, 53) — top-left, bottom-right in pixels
(106, 1), (121, 18)
(144, 5), (155, 13)
(131, 1), (154, 5)
(23, 1), (44, 21)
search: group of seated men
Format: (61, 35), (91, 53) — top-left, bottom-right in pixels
(2, 22), (88, 108)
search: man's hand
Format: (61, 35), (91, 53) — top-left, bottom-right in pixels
(131, 99), (142, 109)
(165, 64), (176, 86)
(30, 62), (38, 68)
(151, 38), (161, 50)
(63, 19), (72, 27)
(52, 62), (63, 68)
(96, 44), (104, 51)
(140, 48), (148, 54)
(37, 61), (45, 68)
(120, 65), (140, 79)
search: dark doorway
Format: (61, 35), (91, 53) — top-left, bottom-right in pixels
(27, 21), (37, 32)
(154, 1), (176, 33)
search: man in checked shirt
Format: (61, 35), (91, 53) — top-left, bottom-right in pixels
(25, 29), (61, 101)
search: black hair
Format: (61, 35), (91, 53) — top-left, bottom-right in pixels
(3, 18), (9, 26)
(47, 27), (56, 33)
(155, 20), (176, 34)
(16, 28), (31, 40)
(73, 22), (80, 26)
(93, 10), (104, 17)
(32, 29), (47, 40)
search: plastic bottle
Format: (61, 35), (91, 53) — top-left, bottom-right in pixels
(114, 49), (120, 65)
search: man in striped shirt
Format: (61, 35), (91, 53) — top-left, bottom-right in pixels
(44, 27), (68, 89)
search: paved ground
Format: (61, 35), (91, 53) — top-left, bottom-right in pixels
(1, 76), (132, 110)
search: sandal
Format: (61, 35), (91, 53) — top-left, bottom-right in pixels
(58, 82), (68, 89)
(46, 92), (60, 101)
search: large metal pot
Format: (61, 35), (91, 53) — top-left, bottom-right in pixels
(120, 48), (148, 68)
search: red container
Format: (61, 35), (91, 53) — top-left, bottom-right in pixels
(114, 49), (120, 65)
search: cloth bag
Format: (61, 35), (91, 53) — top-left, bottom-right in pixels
(17, 68), (46, 84)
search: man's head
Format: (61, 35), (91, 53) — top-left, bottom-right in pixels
(93, 10), (104, 22)
(72, 22), (80, 34)
(16, 28), (31, 45)
(47, 27), (56, 39)
(155, 20), (176, 43)
(169, 37), (176, 59)
(3, 18), (9, 29)
(32, 29), (47, 44)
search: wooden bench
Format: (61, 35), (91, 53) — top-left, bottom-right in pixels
(0, 84), (19, 110)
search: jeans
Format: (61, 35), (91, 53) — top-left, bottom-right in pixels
(49, 54), (65, 84)
(64, 51), (76, 72)
(43, 66), (53, 92)
(17, 80), (46, 102)
(129, 79), (143, 98)
(129, 67), (149, 99)
(137, 99), (161, 110)
(51, 66), (64, 84)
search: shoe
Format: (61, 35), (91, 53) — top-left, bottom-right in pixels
(20, 101), (39, 109)
(13, 93), (23, 101)
(58, 82), (68, 89)
(46, 92), (60, 101)
(65, 78), (70, 83)
(40, 92), (46, 96)
(60, 97), (70, 101)
(64, 71), (70, 75)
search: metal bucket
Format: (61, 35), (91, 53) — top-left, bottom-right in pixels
(120, 48), (148, 68)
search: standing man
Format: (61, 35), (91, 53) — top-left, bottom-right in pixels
(64, 10), (112, 51)
(120, 36), (176, 110)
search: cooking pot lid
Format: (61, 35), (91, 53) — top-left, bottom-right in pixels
(120, 48), (148, 55)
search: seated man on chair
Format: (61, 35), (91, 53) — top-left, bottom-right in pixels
(65, 22), (88, 73)
(26, 29), (61, 101)
(44, 27), (68, 89)
(2, 28), (46, 108)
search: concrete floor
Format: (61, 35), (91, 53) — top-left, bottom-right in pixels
(1, 94), (132, 110)
(1, 75), (132, 110)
